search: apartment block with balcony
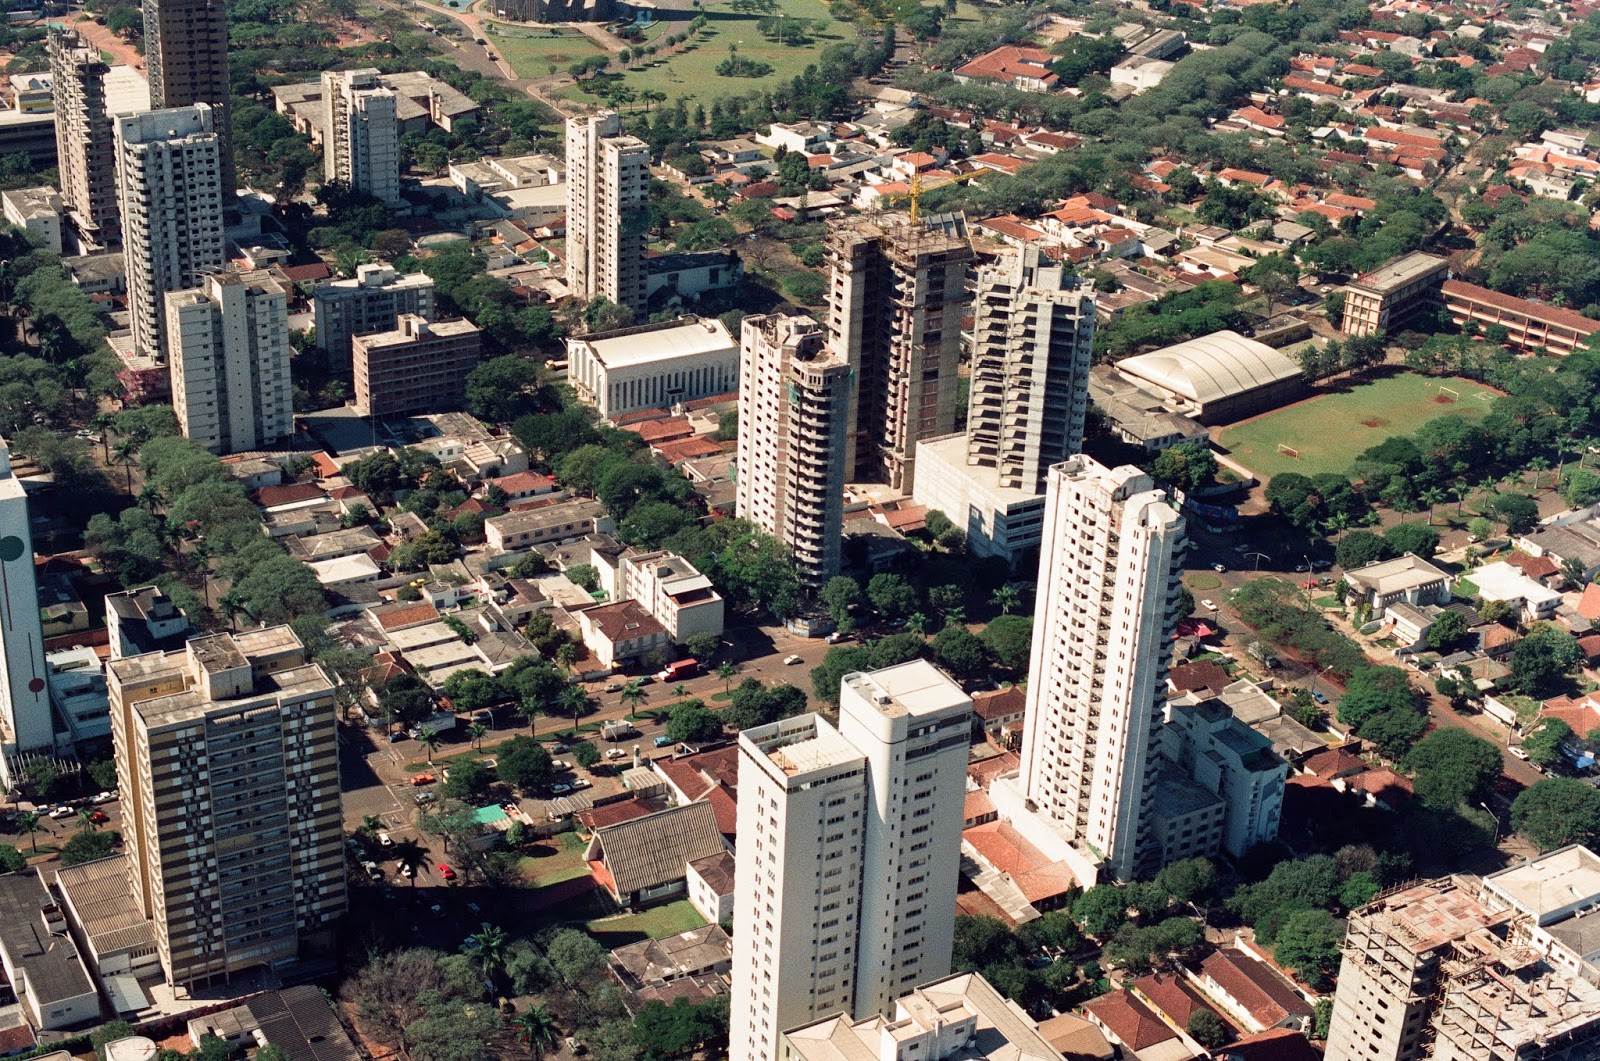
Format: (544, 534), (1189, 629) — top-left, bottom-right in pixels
(352, 315), (480, 418)
(107, 628), (345, 987)
(48, 25), (151, 250)
(565, 111), (648, 313)
(142, 0), (234, 193)
(321, 69), (400, 207)
(166, 268), (292, 455)
(312, 263), (435, 374)
(618, 550), (724, 644)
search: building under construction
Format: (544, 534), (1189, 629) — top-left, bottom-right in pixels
(1325, 846), (1600, 1061)
(825, 213), (974, 494)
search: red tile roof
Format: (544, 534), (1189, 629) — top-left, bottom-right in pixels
(955, 45), (1060, 88)
(375, 602), (440, 631)
(634, 418), (695, 443)
(972, 686), (1026, 721)
(1201, 948), (1314, 1026)
(583, 600), (666, 643)
(1581, 584), (1600, 622)
(1218, 1028), (1321, 1061)
(1443, 279), (1600, 337)
(1081, 991), (1177, 1051)
(254, 482), (326, 507)
(1506, 551), (1561, 580)
(577, 797), (658, 830)
(962, 821), (1079, 903)
(969, 751), (1019, 789)
(1132, 972), (1215, 1030)
(277, 262), (332, 282)
(964, 790), (997, 822)
(1347, 766), (1414, 805)
(1580, 634), (1600, 661)
(1170, 660), (1231, 694)
(1302, 747), (1366, 779)
(1283, 74), (1345, 97)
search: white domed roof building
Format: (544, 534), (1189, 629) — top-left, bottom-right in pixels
(1113, 330), (1304, 424)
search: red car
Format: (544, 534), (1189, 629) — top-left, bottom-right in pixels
(89, 810), (109, 825)
(437, 863), (456, 881)
(411, 773), (436, 786)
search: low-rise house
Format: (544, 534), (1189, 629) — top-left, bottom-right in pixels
(1469, 560), (1563, 622)
(485, 500), (611, 553)
(1344, 553), (1452, 610)
(585, 800), (725, 907)
(1197, 947), (1314, 1033)
(686, 851), (735, 924)
(0, 871), (99, 1031)
(576, 599), (670, 670)
(610, 924), (732, 990)
(971, 687), (1025, 748)
(953, 45), (1060, 92)
(1081, 990), (1186, 1060)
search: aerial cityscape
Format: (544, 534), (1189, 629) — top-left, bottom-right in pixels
(2, 0), (1600, 1055)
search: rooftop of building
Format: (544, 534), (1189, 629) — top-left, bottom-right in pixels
(610, 924), (731, 986)
(53, 855), (157, 960)
(1347, 250), (1449, 293)
(1, 185), (59, 218)
(1115, 330), (1302, 406)
(1344, 552), (1450, 593)
(588, 800), (724, 898)
(580, 599), (665, 643)
(687, 849), (736, 894)
(1482, 845), (1600, 926)
(354, 315), (479, 348)
(569, 316), (735, 370)
(1471, 560), (1564, 605)
(0, 870), (95, 1007)
(746, 714), (865, 780)
(841, 659), (970, 720)
(783, 972), (1064, 1061)
(1200, 947), (1313, 1025)
(487, 498), (605, 534)
(972, 686), (1026, 721)
(915, 433), (1050, 507)
(1356, 877), (1507, 954)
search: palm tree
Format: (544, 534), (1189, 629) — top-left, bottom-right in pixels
(1420, 486), (1445, 525)
(468, 722), (488, 751)
(555, 642), (579, 674)
(137, 483), (164, 514)
(1529, 456), (1552, 492)
(360, 814), (383, 837)
(77, 807), (98, 833)
(518, 697), (542, 736)
(512, 1005), (559, 1060)
(907, 612), (931, 636)
(559, 686), (594, 733)
(419, 730), (441, 762)
(716, 661), (737, 694)
(990, 585), (1021, 615)
(1453, 477), (1470, 517)
(16, 811), (38, 853)
(1325, 511), (1351, 545)
(89, 411), (115, 461)
(111, 438), (139, 492)
(1477, 475), (1499, 512)
(463, 921), (510, 983)
(673, 684), (690, 699)
(619, 680), (647, 718)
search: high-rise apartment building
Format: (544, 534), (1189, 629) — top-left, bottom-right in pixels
(48, 26), (151, 249)
(913, 247), (1094, 564)
(735, 313), (852, 584)
(166, 268), (293, 455)
(1014, 457), (1184, 883)
(108, 628), (346, 987)
(321, 69), (400, 207)
(564, 111), (647, 313)
(1326, 848), (1600, 1061)
(965, 247), (1093, 490)
(142, 0), (234, 194)
(311, 263), (435, 374)
(0, 439), (51, 788)
(731, 660), (972, 1061)
(826, 216), (974, 492)
(115, 104), (225, 361)
(352, 314), (481, 418)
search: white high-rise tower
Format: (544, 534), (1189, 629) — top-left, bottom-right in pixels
(321, 69), (400, 207)
(115, 104), (225, 360)
(730, 660), (972, 1061)
(0, 438), (52, 787)
(564, 111), (648, 314)
(1015, 457), (1185, 882)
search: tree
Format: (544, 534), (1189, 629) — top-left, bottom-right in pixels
(15, 812), (38, 853)
(463, 921), (510, 983)
(1187, 1010), (1229, 1049)
(1403, 728), (1502, 810)
(1155, 858), (1217, 911)
(1523, 717), (1574, 769)
(61, 829), (117, 866)
(1337, 666), (1415, 729)
(546, 928), (609, 984)
(1512, 778), (1600, 850)
(819, 576), (862, 631)
(930, 624), (989, 679)
(572, 740), (600, 769)
(866, 573), (918, 619)
(1491, 492), (1540, 534)
(1425, 609), (1470, 653)
(1273, 909), (1344, 989)
(499, 735), (553, 791)
(0, 845), (24, 873)
(620, 680), (648, 717)
(1336, 531), (1394, 571)
(1512, 624), (1582, 698)
(632, 996), (727, 1057)
(989, 584), (1022, 615)
(716, 660), (738, 693)
(980, 615), (1033, 672)
(442, 669), (500, 713)
(465, 356), (540, 422)
(1340, 871), (1381, 911)
(513, 1005), (559, 1060)
(1074, 885), (1130, 938)
(443, 759), (491, 801)
(1383, 522), (1439, 558)
(665, 700), (723, 745)
(1149, 443), (1217, 494)
(951, 915), (1020, 971)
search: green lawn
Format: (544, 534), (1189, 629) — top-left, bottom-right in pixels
(561, 0), (854, 103)
(1216, 373), (1497, 481)
(585, 899), (707, 948)
(484, 23), (608, 79)
(518, 830), (590, 888)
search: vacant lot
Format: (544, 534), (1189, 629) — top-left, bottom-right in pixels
(519, 830), (590, 888)
(586, 899), (708, 948)
(1217, 373), (1497, 481)
(485, 23), (609, 78)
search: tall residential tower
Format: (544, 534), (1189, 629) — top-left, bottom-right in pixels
(826, 215), (974, 493)
(1013, 457), (1184, 883)
(0, 439), (51, 788)
(47, 26), (150, 249)
(108, 628), (346, 986)
(115, 104), (226, 360)
(564, 111), (648, 314)
(730, 660), (972, 1061)
(321, 69), (400, 207)
(142, 0), (234, 193)
(734, 313), (852, 584)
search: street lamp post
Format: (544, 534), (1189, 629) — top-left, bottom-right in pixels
(1480, 802), (1501, 847)
(1245, 551), (1271, 571)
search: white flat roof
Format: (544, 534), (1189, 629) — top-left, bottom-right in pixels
(844, 659), (971, 718)
(307, 553), (380, 585)
(575, 318), (735, 370)
(1483, 845), (1600, 923)
(1472, 560), (1562, 605)
(105, 66), (152, 117)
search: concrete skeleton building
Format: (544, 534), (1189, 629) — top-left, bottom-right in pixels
(141, 0), (235, 194)
(827, 214), (975, 493)
(1340, 251), (1450, 337)
(107, 628), (346, 987)
(999, 457), (1185, 885)
(0, 439), (51, 789)
(166, 268), (293, 455)
(115, 104), (226, 361)
(311, 263), (435, 373)
(735, 313), (853, 584)
(321, 69), (400, 207)
(731, 660), (973, 1061)
(352, 314), (481, 418)
(567, 316), (737, 419)
(47, 26), (151, 250)
(914, 247), (1095, 565)
(1325, 847), (1600, 1061)
(565, 111), (648, 313)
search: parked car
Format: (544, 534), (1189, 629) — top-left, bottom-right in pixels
(92, 790), (117, 805)
(1211, 562), (1227, 572)
(551, 783), (573, 795)
(438, 863), (457, 881)
(654, 736), (672, 748)
(1312, 690), (1329, 705)
(414, 791), (436, 805)
(377, 831), (394, 847)
(48, 805), (73, 819)
(604, 683), (623, 693)
(783, 654), (804, 665)
(411, 773), (436, 786)
(89, 810), (108, 825)
(551, 742), (571, 753)
(826, 632), (847, 644)
(1200, 599), (1217, 612)
(571, 778), (591, 790)
(1510, 746), (1530, 760)
(388, 731), (407, 743)
(606, 748), (627, 760)
(400, 862), (416, 879)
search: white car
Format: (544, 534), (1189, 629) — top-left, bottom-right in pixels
(571, 778), (592, 790)
(1509, 746), (1530, 760)
(92, 790), (117, 805)
(48, 805), (74, 820)
(606, 748), (627, 759)
(1200, 600), (1217, 612)
(377, 831), (394, 848)
(783, 654), (804, 665)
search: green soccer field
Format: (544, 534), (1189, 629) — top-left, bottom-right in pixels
(1216, 373), (1498, 481)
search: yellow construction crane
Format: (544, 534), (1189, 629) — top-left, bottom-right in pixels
(894, 169), (976, 224)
